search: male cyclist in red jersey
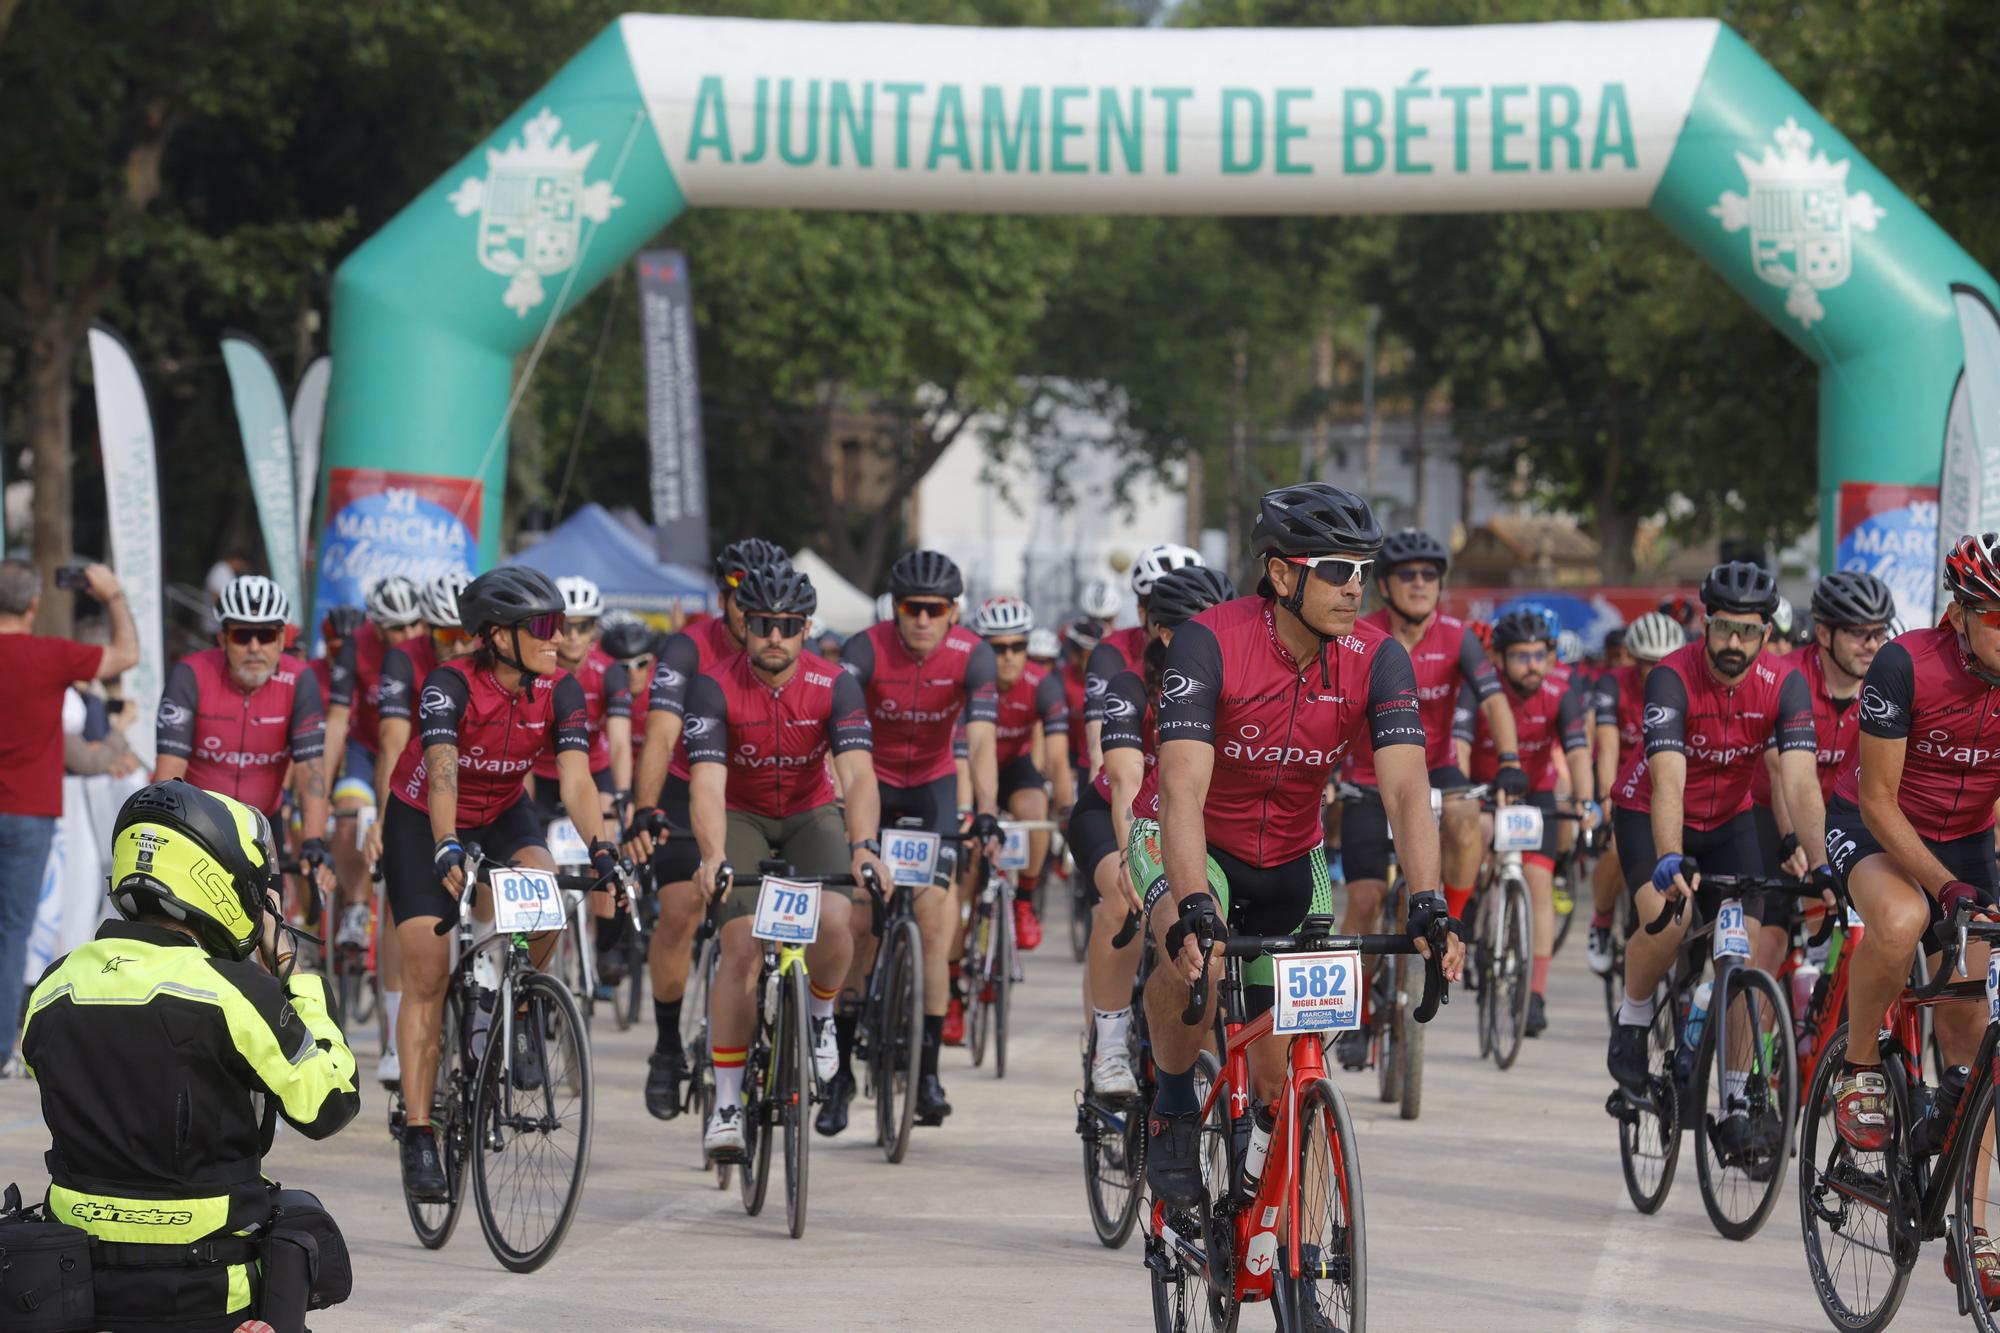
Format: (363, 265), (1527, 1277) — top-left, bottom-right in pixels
(1608, 562), (1827, 1167)
(837, 549), (1002, 1129)
(600, 611), (658, 816)
(326, 575), (427, 893)
(1140, 484), (1465, 1202)
(1056, 615), (1102, 781)
(154, 575), (334, 907)
(379, 566), (619, 1201)
(1071, 565), (1235, 1099)
(312, 605), (370, 930)
(677, 567), (889, 1157)
(529, 577), (632, 827)
(1583, 611), (1686, 974)
(1463, 609), (1596, 1036)
(1084, 544), (1201, 777)
(629, 538), (789, 1120)
(1334, 529), (1522, 1066)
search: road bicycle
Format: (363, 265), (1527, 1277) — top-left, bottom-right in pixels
(1077, 907), (1148, 1249)
(1144, 908), (1451, 1333)
(967, 818), (1060, 1078)
(683, 891), (731, 1189)
(1469, 795), (1588, 1070)
(850, 819), (949, 1164)
(1332, 782), (1439, 1122)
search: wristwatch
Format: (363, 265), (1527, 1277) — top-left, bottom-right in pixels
(849, 838), (881, 856)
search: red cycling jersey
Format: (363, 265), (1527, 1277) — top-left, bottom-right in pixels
(1058, 659), (1090, 769)
(1093, 667), (1161, 819)
(1159, 597), (1424, 865)
(682, 650), (872, 817)
(1613, 640), (1815, 831)
(648, 617), (743, 783)
(390, 659), (590, 826)
(1084, 626), (1148, 729)
(376, 634), (439, 726)
(1591, 663), (1648, 759)
(627, 659), (654, 774)
(326, 621), (394, 755)
(1833, 626), (2000, 841)
(1750, 646), (1858, 806)
(531, 647), (629, 780)
(155, 649), (325, 816)
(1346, 609), (1499, 781)
(840, 621), (998, 788)
(1468, 677), (1588, 792)
(996, 663), (1069, 767)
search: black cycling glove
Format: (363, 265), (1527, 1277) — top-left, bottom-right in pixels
(590, 840), (621, 877)
(1494, 764), (1530, 800)
(299, 837), (331, 873)
(969, 811), (1003, 844)
(432, 837), (465, 885)
(1164, 892), (1220, 958)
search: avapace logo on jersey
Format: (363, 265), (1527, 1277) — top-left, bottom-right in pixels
(196, 738), (287, 769)
(733, 745), (825, 770)
(874, 698), (956, 724)
(460, 745), (531, 775)
(1684, 736), (1766, 767)
(1912, 732), (2000, 767)
(1221, 721), (1349, 767)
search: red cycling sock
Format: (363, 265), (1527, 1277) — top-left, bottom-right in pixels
(1531, 956), (1551, 995)
(1444, 884), (1474, 920)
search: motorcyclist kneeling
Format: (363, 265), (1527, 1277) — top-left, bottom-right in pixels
(17, 779), (359, 1333)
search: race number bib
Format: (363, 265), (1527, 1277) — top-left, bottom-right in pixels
(1987, 951), (2000, 1025)
(753, 877), (821, 944)
(1714, 897), (1751, 961)
(885, 830), (941, 887)
(545, 818), (589, 867)
(995, 822), (1031, 872)
(1273, 951), (1363, 1035)
(1493, 805), (1545, 853)
(490, 867), (566, 934)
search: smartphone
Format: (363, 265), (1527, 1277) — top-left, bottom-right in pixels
(54, 564), (88, 590)
(106, 698), (127, 715)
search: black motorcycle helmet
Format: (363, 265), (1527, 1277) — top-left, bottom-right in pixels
(714, 538), (789, 591)
(1146, 566), (1237, 630)
(1810, 570), (1895, 628)
(737, 565), (819, 618)
(1699, 561), (1780, 620)
(887, 549), (964, 600)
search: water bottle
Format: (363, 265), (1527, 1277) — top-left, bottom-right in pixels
(1237, 1104), (1276, 1200)
(1676, 981), (1713, 1084)
(1791, 961), (1821, 1040)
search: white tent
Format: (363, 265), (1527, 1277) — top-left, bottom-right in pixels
(792, 548), (876, 635)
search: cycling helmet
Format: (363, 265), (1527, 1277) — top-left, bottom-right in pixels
(1700, 561), (1780, 619)
(599, 611), (653, 660)
(1556, 629), (1583, 665)
(1027, 627), (1059, 661)
(1602, 626), (1627, 651)
(736, 564), (818, 618)
(458, 566), (564, 638)
(875, 592), (895, 623)
(1469, 619), (1493, 650)
(216, 574), (290, 627)
(1490, 608), (1549, 653)
(1250, 484), (1384, 559)
(420, 571), (472, 629)
(365, 575), (424, 628)
(1061, 615), (1104, 650)
(887, 550), (963, 600)
(109, 779), (276, 961)
(556, 575), (604, 619)
(1378, 528), (1449, 573)
(1624, 611), (1686, 663)
(714, 538), (789, 590)
(1811, 571), (1895, 627)
(1078, 578), (1121, 621)
(319, 605), (364, 640)
(1771, 595), (1795, 638)
(1659, 594), (1702, 628)
(1130, 544), (1204, 597)
(1146, 566), (1238, 630)
(973, 595), (1034, 638)
(1944, 533), (2000, 606)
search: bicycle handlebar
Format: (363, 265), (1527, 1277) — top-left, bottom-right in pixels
(1111, 910), (1141, 949)
(1912, 901), (2000, 999)
(432, 843), (626, 936)
(1179, 914), (1451, 1028)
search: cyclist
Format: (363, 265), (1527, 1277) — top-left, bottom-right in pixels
(1073, 564), (1235, 1098)
(1078, 575), (1122, 628)
(1465, 608), (1595, 1036)
(362, 570), (476, 1086)
(1583, 611), (1687, 973)
(1139, 484), (1464, 1203)
(1026, 626), (1060, 671)
(1334, 528), (1521, 1067)
(21, 780), (358, 1332)
(312, 604), (372, 941)
(679, 567), (888, 1157)
(154, 575), (334, 906)
(1768, 596), (1796, 658)
(836, 549), (1001, 1129)
(601, 611), (659, 821)
(1607, 562), (1827, 1165)
(971, 594), (1070, 954)
(1085, 544), (1201, 777)
(1747, 571), (1893, 976)
(378, 566), (619, 1201)
(630, 538), (788, 1119)
(528, 576), (632, 828)
(1056, 615), (1101, 790)
(1602, 625), (1632, 670)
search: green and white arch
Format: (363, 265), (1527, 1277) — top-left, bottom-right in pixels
(323, 15), (2000, 625)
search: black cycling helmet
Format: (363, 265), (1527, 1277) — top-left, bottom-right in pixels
(1147, 566), (1238, 630)
(319, 605), (364, 640)
(599, 611), (654, 660)
(1378, 528), (1449, 573)
(1602, 626), (1627, 650)
(1810, 570), (1895, 627)
(714, 538), (789, 590)
(1699, 561), (1780, 620)
(1490, 608), (1549, 653)
(458, 566), (564, 638)
(1251, 483), (1384, 559)
(737, 564), (819, 618)
(887, 549), (964, 600)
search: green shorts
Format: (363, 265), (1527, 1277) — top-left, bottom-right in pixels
(720, 804), (852, 926)
(1128, 817), (1333, 991)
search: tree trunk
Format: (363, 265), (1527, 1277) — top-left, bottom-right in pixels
(28, 320), (76, 635)
(1594, 425), (1639, 583)
(1182, 447), (1205, 550)
(1410, 385), (1428, 534)
(1225, 330), (1250, 586)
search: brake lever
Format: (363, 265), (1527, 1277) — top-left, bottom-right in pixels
(1413, 927), (1447, 1024)
(1111, 910), (1140, 949)
(1179, 926), (1212, 1027)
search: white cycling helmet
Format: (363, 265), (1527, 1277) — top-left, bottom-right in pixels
(875, 592), (895, 623)
(1078, 577), (1121, 621)
(1555, 629), (1583, 665)
(365, 575), (424, 628)
(1027, 627), (1060, 661)
(216, 575), (289, 626)
(1624, 611), (1686, 664)
(1772, 595), (1795, 638)
(1131, 543), (1204, 597)
(556, 575), (605, 619)
(420, 571), (472, 629)
(974, 595), (1034, 638)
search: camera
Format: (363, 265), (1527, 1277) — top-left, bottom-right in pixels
(53, 564), (89, 591)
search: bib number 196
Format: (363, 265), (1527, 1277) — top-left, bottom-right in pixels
(1273, 950), (1363, 1034)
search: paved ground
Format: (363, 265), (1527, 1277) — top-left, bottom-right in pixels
(0, 900), (1962, 1331)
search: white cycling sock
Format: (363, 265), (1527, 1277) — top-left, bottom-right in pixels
(810, 990), (837, 1021)
(383, 991), (402, 1036)
(1724, 1070), (1749, 1106)
(1093, 1007), (1131, 1055)
(714, 1064), (745, 1110)
(1617, 993), (1656, 1028)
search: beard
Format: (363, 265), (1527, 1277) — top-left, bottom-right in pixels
(1708, 644), (1751, 677)
(229, 660), (275, 691)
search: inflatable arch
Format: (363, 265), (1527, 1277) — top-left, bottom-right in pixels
(321, 15), (2000, 624)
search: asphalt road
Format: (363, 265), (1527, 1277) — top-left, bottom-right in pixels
(0, 897), (1962, 1331)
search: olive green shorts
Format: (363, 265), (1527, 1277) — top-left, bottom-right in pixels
(720, 804), (852, 926)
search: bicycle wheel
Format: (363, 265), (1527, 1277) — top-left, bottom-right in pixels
(1492, 876), (1532, 1072)
(993, 888), (1013, 1080)
(740, 976), (774, 1219)
(1285, 1078), (1366, 1333)
(1799, 1024), (1910, 1332)
(1146, 1051), (1235, 1333)
(874, 917), (924, 1164)
(1692, 966), (1796, 1241)
(1397, 958), (1425, 1122)
(1955, 1072), (2000, 1330)
(405, 996), (468, 1250)
(686, 936), (727, 1187)
(469, 972), (594, 1273)
(1081, 1023), (1145, 1249)
(969, 895), (993, 1069)
(1617, 981), (1680, 1215)
(1603, 891), (1631, 1027)
(1551, 857), (1580, 958)
(1473, 891), (1496, 1061)
(781, 963), (812, 1239)
(1373, 957), (1402, 1105)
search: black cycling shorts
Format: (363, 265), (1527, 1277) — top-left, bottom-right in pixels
(1524, 788), (1561, 863)
(523, 766), (615, 826)
(1339, 765), (1466, 884)
(1750, 804), (1800, 929)
(651, 774), (701, 886)
(998, 752), (1045, 806)
(1612, 804), (1763, 926)
(880, 774), (961, 837)
(1210, 842), (1332, 1018)
(1067, 782), (1120, 903)
(1824, 795), (2000, 935)
(382, 793), (548, 924)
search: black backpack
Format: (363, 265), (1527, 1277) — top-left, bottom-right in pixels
(0, 1183), (93, 1332)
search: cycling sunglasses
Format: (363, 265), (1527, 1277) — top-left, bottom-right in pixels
(561, 618), (598, 637)
(1286, 555), (1374, 587)
(1392, 565), (1442, 584)
(432, 625), (474, 646)
(506, 611), (564, 640)
(988, 639), (1029, 657)
(746, 614), (808, 639)
(225, 625), (282, 646)
(1505, 646), (1549, 665)
(898, 598), (954, 621)
(1964, 604), (2000, 631)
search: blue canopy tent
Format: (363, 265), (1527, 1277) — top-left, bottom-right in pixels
(505, 503), (714, 614)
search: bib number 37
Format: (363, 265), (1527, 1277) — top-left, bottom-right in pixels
(1714, 898), (1752, 961)
(1273, 950), (1363, 1035)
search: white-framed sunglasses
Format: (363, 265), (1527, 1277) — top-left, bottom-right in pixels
(1286, 555), (1374, 587)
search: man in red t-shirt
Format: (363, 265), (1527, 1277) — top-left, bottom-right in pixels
(0, 559), (138, 1065)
